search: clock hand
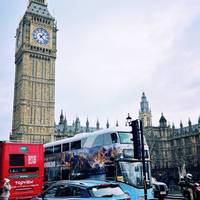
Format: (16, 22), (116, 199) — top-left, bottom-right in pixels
(39, 33), (44, 39)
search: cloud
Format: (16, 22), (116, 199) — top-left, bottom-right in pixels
(55, 1), (200, 126)
(1, 0), (200, 139)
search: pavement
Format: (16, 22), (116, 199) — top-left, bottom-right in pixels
(166, 191), (184, 199)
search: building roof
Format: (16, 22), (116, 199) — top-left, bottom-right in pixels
(27, 1), (54, 19)
(159, 113), (167, 123)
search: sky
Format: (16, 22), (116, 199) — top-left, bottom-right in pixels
(0, 0), (200, 140)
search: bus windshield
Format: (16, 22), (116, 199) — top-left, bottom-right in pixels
(117, 161), (151, 188)
(118, 132), (132, 144)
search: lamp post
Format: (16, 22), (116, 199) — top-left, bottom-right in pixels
(126, 113), (147, 200)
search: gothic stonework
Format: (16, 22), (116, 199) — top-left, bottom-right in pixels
(140, 93), (200, 182)
(144, 115), (200, 182)
(54, 110), (100, 139)
(10, 0), (57, 143)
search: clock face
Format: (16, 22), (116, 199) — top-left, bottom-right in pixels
(32, 27), (49, 45)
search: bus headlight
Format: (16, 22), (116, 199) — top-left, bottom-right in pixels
(116, 176), (124, 182)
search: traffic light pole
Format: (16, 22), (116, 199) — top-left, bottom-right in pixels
(126, 114), (147, 200)
(140, 120), (148, 200)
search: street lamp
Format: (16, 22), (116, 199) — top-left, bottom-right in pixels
(126, 113), (147, 200)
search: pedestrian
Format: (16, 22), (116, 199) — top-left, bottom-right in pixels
(0, 178), (11, 200)
(183, 173), (195, 200)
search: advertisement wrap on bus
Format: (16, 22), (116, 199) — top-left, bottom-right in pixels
(0, 142), (44, 200)
(44, 127), (154, 200)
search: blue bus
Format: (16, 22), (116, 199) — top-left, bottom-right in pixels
(44, 127), (154, 200)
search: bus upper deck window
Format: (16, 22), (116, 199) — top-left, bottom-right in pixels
(93, 135), (103, 147)
(81, 138), (87, 147)
(45, 147), (53, 155)
(111, 133), (118, 143)
(63, 143), (69, 151)
(103, 134), (112, 145)
(118, 132), (132, 144)
(9, 154), (24, 166)
(54, 145), (61, 153)
(71, 141), (81, 150)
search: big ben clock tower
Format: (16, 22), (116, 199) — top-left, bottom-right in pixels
(10, 0), (57, 143)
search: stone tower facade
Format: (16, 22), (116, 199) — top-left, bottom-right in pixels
(10, 0), (57, 143)
(139, 92), (152, 127)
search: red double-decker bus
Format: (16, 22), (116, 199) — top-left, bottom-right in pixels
(0, 142), (44, 199)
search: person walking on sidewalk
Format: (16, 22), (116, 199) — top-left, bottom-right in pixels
(0, 178), (11, 200)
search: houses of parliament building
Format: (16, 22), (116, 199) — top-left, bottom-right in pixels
(139, 92), (200, 181)
(10, 0), (200, 181)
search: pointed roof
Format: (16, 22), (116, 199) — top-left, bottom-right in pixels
(140, 92), (150, 113)
(27, 0), (54, 19)
(59, 109), (64, 124)
(159, 113), (167, 123)
(198, 116), (200, 128)
(86, 117), (89, 128)
(106, 120), (109, 128)
(116, 120), (119, 127)
(96, 119), (100, 129)
(180, 120), (183, 128)
(64, 114), (67, 123)
(188, 118), (192, 126)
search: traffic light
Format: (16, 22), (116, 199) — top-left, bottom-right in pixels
(131, 119), (141, 159)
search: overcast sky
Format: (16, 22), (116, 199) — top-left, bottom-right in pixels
(1, 0), (200, 140)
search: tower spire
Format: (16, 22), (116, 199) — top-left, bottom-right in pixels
(59, 109), (64, 124)
(180, 120), (183, 129)
(188, 118), (192, 132)
(106, 120), (109, 129)
(198, 116), (200, 128)
(139, 92), (152, 127)
(159, 113), (167, 128)
(116, 120), (119, 127)
(86, 117), (89, 132)
(96, 119), (100, 130)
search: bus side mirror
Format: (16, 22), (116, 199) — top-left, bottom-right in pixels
(116, 176), (124, 182)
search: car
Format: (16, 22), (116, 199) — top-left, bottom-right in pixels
(152, 178), (168, 200)
(32, 179), (130, 200)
